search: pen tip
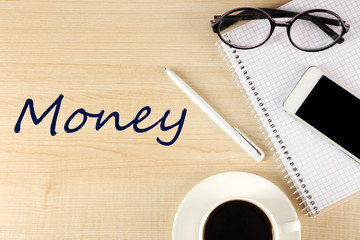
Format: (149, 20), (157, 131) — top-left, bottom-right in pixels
(163, 66), (167, 70)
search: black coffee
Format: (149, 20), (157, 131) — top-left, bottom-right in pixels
(203, 200), (272, 240)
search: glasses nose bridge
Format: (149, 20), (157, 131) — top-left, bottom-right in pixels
(274, 20), (291, 27)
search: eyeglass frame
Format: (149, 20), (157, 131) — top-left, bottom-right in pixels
(211, 7), (350, 52)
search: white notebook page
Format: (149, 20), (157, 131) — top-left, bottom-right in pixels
(221, 0), (360, 215)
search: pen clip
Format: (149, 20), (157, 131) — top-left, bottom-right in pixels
(233, 126), (265, 162)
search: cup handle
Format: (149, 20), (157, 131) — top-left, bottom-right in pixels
(277, 220), (301, 233)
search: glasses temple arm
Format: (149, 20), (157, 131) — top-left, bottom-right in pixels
(304, 15), (345, 43)
(212, 11), (268, 32)
(261, 8), (340, 25)
(213, 9), (341, 27)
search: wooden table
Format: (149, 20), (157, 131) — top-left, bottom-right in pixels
(0, 0), (359, 239)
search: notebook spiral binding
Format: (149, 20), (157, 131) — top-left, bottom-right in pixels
(216, 40), (320, 217)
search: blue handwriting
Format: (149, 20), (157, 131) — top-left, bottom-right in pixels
(14, 94), (187, 146)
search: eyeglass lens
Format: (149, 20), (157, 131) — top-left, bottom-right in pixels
(289, 12), (343, 50)
(219, 9), (271, 48)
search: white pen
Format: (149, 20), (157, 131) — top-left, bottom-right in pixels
(164, 67), (264, 162)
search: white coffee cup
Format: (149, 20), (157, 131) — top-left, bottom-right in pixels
(198, 196), (301, 240)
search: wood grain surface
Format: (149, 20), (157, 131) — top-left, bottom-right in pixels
(0, 0), (359, 239)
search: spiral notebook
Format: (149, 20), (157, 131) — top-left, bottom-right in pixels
(217, 0), (360, 216)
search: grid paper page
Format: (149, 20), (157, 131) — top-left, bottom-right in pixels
(221, 0), (360, 215)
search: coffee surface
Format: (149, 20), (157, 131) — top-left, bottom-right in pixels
(203, 200), (273, 240)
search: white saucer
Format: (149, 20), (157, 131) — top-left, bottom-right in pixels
(173, 171), (301, 240)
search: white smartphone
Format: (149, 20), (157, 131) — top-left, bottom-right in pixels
(283, 66), (360, 163)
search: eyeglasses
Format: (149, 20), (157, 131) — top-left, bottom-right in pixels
(211, 8), (350, 52)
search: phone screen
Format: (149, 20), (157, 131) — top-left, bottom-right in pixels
(296, 75), (360, 159)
